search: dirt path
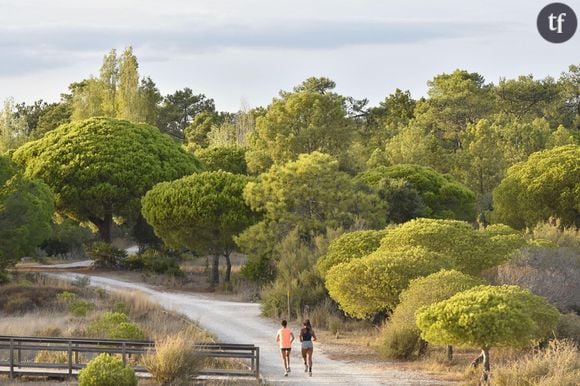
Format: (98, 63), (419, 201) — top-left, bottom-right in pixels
(51, 271), (448, 385)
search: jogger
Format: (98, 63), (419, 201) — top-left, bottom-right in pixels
(300, 319), (317, 376)
(275, 320), (295, 376)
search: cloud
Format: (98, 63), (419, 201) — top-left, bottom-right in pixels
(0, 18), (504, 76)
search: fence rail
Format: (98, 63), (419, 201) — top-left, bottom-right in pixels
(0, 335), (259, 381)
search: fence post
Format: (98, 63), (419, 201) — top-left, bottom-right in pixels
(255, 346), (260, 381)
(122, 342), (126, 366)
(9, 339), (14, 379)
(17, 340), (21, 369)
(68, 340), (73, 378)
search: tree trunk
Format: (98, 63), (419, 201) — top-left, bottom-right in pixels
(470, 351), (484, 368)
(224, 253), (232, 283)
(418, 339), (429, 357)
(480, 348), (490, 385)
(90, 204), (113, 243)
(446, 345), (453, 361)
(211, 254), (220, 286)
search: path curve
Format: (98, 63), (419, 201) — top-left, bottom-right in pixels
(51, 272), (448, 385)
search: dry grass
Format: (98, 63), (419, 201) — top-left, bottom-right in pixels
(492, 340), (579, 386)
(141, 329), (207, 385)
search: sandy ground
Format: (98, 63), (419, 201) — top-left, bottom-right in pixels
(45, 270), (450, 386)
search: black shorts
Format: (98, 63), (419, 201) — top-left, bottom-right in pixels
(281, 348), (291, 353)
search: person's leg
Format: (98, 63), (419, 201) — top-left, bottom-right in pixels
(302, 348), (308, 371)
(307, 348), (313, 374)
(286, 349), (291, 371)
(281, 350), (288, 373)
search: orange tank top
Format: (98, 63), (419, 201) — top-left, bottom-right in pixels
(277, 327), (293, 348)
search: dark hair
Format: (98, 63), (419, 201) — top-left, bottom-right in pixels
(281, 320), (287, 327)
(303, 319), (311, 328)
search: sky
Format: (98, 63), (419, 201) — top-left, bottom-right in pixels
(0, 0), (578, 112)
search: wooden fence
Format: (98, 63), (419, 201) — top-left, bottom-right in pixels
(0, 335), (259, 381)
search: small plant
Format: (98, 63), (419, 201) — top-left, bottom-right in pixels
(380, 324), (422, 360)
(34, 350), (69, 364)
(68, 300), (95, 317)
(57, 291), (77, 303)
(78, 353), (137, 386)
(73, 275), (91, 288)
(141, 331), (205, 385)
(88, 312), (146, 340)
(87, 242), (128, 269)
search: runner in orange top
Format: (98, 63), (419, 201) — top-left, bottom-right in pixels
(275, 320), (295, 376)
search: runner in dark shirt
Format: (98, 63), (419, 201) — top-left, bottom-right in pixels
(299, 319), (317, 376)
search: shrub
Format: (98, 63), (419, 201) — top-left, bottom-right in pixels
(34, 350), (68, 364)
(88, 242), (128, 269)
(142, 332), (205, 385)
(380, 324), (422, 360)
(493, 340), (579, 386)
(88, 312), (146, 340)
(556, 313), (580, 345)
(69, 300), (95, 317)
(126, 249), (183, 276)
(78, 353), (137, 386)
(57, 291), (76, 303)
(531, 219), (579, 248)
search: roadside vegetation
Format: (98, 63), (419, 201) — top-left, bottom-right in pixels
(1, 48), (578, 384)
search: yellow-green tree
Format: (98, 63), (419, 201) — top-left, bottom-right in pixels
(12, 117), (199, 243)
(325, 247), (452, 319)
(416, 285), (560, 384)
(492, 144), (580, 228)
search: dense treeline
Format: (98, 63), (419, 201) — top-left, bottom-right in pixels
(1, 48), (579, 383)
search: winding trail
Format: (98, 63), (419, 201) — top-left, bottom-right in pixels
(50, 271), (448, 385)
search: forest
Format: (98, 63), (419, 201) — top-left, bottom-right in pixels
(1, 47), (579, 384)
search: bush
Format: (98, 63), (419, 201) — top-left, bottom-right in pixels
(380, 324), (422, 360)
(88, 312), (146, 340)
(493, 340), (579, 386)
(556, 313), (580, 345)
(34, 350), (68, 364)
(88, 242), (128, 269)
(69, 300), (95, 317)
(142, 332), (205, 385)
(126, 249), (183, 276)
(78, 353), (137, 386)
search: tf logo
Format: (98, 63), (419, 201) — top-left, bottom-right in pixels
(537, 3), (577, 43)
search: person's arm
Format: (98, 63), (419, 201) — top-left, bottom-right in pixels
(276, 331), (280, 343)
(312, 329), (317, 341)
(299, 329), (303, 342)
(290, 332), (295, 343)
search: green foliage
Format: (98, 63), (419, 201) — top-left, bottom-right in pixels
(12, 117), (199, 242)
(56, 291), (76, 303)
(377, 218), (526, 275)
(325, 247), (452, 319)
(416, 285), (560, 349)
(380, 324), (423, 360)
(68, 300), (95, 317)
(392, 269), (485, 328)
(87, 242), (128, 269)
(78, 353), (137, 386)
(316, 229), (386, 277)
(530, 219), (579, 248)
(88, 312), (146, 340)
(492, 145), (580, 228)
(157, 87), (215, 139)
(260, 228), (331, 318)
(244, 152), (383, 234)
(358, 164), (476, 221)
(126, 249), (183, 276)
(195, 145), (247, 174)
(246, 79), (353, 173)
(556, 313), (580, 345)
(0, 156), (54, 271)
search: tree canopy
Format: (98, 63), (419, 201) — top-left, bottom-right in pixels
(142, 171), (257, 284)
(195, 145), (248, 175)
(377, 218), (526, 275)
(325, 247), (452, 319)
(12, 117), (199, 242)
(0, 156), (54, 273)
(316, 229), (386, 277)
(492, 144), (580, 228)
(358, 164), (476, 221)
